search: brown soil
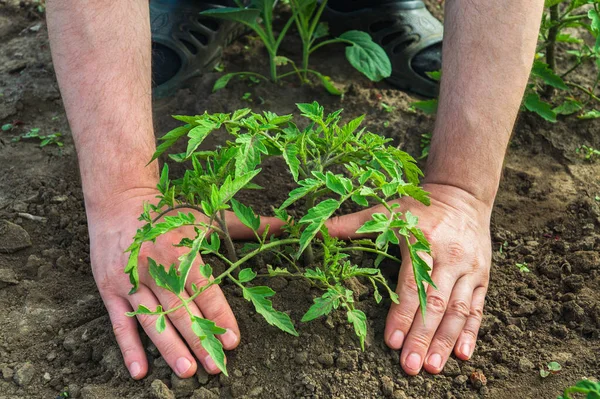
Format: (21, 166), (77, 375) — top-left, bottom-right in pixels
(0, 2), (599, 399)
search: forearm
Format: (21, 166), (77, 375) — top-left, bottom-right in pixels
(424, 0), (545, 206)
(47, 1), (157, 216)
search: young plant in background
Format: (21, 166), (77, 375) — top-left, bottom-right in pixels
(125, 102), (433, 374)
(558, 379), (600, 399)
(203, 0), (391, 94)
(524, 0), (600, 122)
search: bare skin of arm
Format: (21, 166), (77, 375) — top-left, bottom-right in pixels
(46, 1), (284, 379)
(327, 0), (545, 375)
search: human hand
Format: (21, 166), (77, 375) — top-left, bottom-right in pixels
(327, 183), (492, 375)
(86, 189), (282, 379)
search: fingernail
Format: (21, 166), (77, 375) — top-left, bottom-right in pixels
(176, 357), (192, 376)
(427, 353), (442, 369)
(460, 343), (473, 359)
(129, 361), (141, 378)
(405, 352), (422, 371)
(221, 329), (238, 348)
(204, 355), (217, 372)
(388, 330), (404, 349)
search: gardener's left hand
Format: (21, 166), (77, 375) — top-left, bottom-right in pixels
(326, 183), (491, 375)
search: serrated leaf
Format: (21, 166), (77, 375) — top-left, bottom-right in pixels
(531, 61), (568, 90)
(313, 22), (329, 40)
(267, 265), (292, 276)
(312, 71), (343, 95)
(156, 314), (166, 333)
(553, 99), (583, 115)
(243, 286), (298, 336)
(296, 102), (324, 121)
(347, 309), (367, 350)
(186, 121), (216, 158)
(407, 241), (436, 319)
(219, 169), (261, 204)
(351, 193), (369, 207)
(325, 172), (351, 195)
(213, 73), (237, 92)
(524, 93), (557, 122)
(302, 290), (339, 322)
(297, 199), (340, 256)
(150, 125), (191, 163)
(282, 143), (301, 181)
(339, 30), (391, 81)
(199, 263), (213, 279)
(148, 257), (184, 294)
(231, 198), (260, 231)
(238, 268), (257, 283)
(191, 316), (228, 375)
(279, 178), (322, 209)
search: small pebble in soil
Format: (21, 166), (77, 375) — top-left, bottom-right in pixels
(0, 219), (32, 253)
(443, 358), (461, 377)
(336, 353), (354, 370)
(13, 362), (35, 387)
(518, 357), (535, 372)
(0, 268), (18, 288)
(191, 387), (219, 399)
(150, 379), (175, 399)
(380, 375), (394, 397)
(171, 373), (199, 396)
(454, 375), (468, 386)
(470, 370), (487, 388)
(317, 353), (334, 367)
(2, 366), (14, 381)
(295, 351), (308, 365)
(491, 365), (510, 379)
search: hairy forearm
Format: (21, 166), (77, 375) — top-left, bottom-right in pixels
(47, 1), (157, 215)
(424, 0), (545, 206)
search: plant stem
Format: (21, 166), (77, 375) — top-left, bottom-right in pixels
(217, 210), (239, 263)
(567, 82), (600, 102)
(545, 5), (559, 97)
(303, 194), (316, 266)
(269, 51), (278, 82)
(339, 246), (402, 263)
(152, 204), (206, 223)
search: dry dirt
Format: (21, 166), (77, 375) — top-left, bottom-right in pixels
(0, 2), (599, 399)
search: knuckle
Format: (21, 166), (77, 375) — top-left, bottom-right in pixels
(137, 314), (156, 331)
(432, 332), (456, 352)
(167, 306), (190, 325)
(388, 308), (415, 328)
(470, 306), (484, 321)
(445, 242), (466, 262)
(112, 321), (130, 339)
(407, 333), (430, 351)
(400, 275), (420, 296)
(426, 294), (447, 314)
(461, 327), (479, 341)
(446, 300), (471, 320)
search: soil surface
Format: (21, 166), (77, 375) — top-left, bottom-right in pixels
(1, 2), (599, 399)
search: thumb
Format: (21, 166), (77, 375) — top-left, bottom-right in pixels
(325, 208), (375, 240)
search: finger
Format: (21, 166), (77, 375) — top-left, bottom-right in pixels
(145, 277), (225, 375)
(384, 241), (426, 351)
(128, 285), (197, 378)
(104, 296), (148, 379)
(224, 211), (286, 239)
(423, 277), (474, 374)
(454, 285), (486, 361)
(325, 205), (385, 239)
(398, 265), (457, 376)
(186, 259), (240, 351)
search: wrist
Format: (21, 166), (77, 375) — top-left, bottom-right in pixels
(420, 182), (494, 220)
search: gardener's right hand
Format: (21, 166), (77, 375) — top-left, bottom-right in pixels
(87, 189), (283, 379)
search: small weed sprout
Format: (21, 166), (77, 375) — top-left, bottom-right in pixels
(516, 262), (530, 273)
(10, 128), (63, 147)
(126, 102), (434, 374)
(576, 144), (600, 161)
(540, 361), (562, 378)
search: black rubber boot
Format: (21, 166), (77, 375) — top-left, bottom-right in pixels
(323, 0), (443, 97)
(150, 0), (249, 98)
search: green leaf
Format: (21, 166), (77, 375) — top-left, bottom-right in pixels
(410, 99), (438, 115)
(186, 121), (217, 158)
(150, 125), (191, 163)
(1, 123), (13, 131)
(297, 199), (340, 256)
(125, 244), (141, 293)
(539, 369), (550, 378)
(578, 110), (600, 120)
(531, 61), (568, 90)
(312, 71), (343, 95)
(325, 172), (352, 195)
(547, 361), (562, 372)
(199, 263), (213, 279)
(351, 193), (369, 207)
(313, 22), (329, 40)
(219, 169), (261, 204)
(238, 268), (257, 283)
(589, 9), (600, 51)
(407, 241), (436, 319)
(524, 93), (557, 122)
(553, 99), (583, 115)
(339, 30), (392, 81)
(177, 231), (208, 289)
(156, 315), (166, 333)
(301, 290), (340, 322)
(296, 101), (324, 121)
(230, 198), (261, 231)
(347, 309), (367, 350)
(213, 73), (237, 92)
(279, 178), (322, 209)
(282, 144), (301, 181)
(544, 0), (566, 7)
(148, 257), (183, 294)
(243, 286), (298, 336)
(425, 70), (441, 81)
(201, 7), (260, 28)
(191, 316), (228, 375)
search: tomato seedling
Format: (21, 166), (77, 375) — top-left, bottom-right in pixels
(125, 102), (433, 374)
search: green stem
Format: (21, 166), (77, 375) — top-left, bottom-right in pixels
(339, 247), (402, 263)
(217, 210), (239, 263)
(568, 82), (600, 102)
(545, 5), (559, 98)
(152, 204), (206, 223)
(303, 194), (316, 266)
(309, 38), (353, 55)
